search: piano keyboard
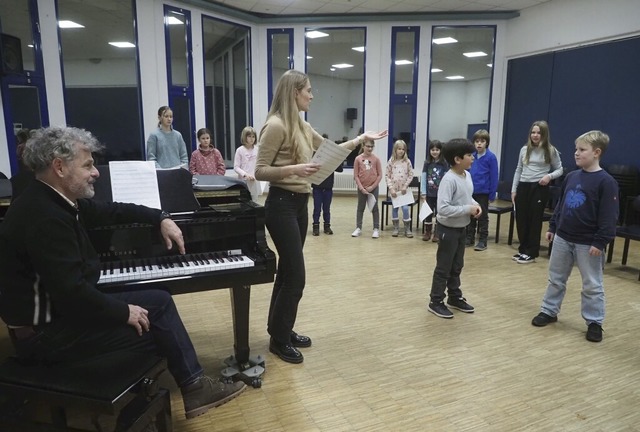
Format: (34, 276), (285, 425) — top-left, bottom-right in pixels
(98, 251), (254, 285)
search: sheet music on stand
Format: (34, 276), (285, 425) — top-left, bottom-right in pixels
(306, 139), (351, 185)
(109, 161), (162, 209)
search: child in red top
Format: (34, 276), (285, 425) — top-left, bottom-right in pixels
(352, 139), (383, 238)
(189, 128), (226, 175)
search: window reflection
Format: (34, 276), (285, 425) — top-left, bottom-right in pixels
(167, 10), (188, 88)
(428, 26), (495, 142)
(0, 0), (35, 71)
(305, 27), (365, 167)
(202, 16), (250, 164)
(267, 29), (293, 106)
(57, 0), (142, 161)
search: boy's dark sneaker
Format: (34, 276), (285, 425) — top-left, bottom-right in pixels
(512, 253), (522, 261)
(428, 302), (453, 319)
(517, 254), (536, 264)
(586, 323), (603, 342)
(312, 224), (320, 236)
(531, 312), (557, 327)
(474, 241), (487, 251)
(324, 224), (333, 235)
(447, 297), (475, 313)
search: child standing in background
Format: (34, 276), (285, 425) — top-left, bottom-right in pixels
(312, 134), (342, 236)
(234, 126), (260, 201)
(467, 129), (498, 251)
(352, 139), (383, 239)
(511, 120), (563, 264)
(531, 130), (618, 343)
(385, 140), (414, 238)
(189, 128), (226, 175)
(421, 140), (448, 242)
(147, 105), (189, 169)
(428, 138), (481, 319)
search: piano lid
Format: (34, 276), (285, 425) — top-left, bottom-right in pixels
(192, 175), (248, 191)
(94, 165), (200, 213)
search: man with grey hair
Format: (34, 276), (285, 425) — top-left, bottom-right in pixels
(0, 126), (246, 419)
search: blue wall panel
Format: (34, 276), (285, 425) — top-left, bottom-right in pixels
(501, 36), (640, 184)
(500, 53), (554, 182)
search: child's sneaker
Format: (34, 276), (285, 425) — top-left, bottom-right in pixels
(351, 228), (362, 237)
(447, 297), (475, 313)
(372, 229), (380, 239)
(428, 302), (453, 319)
(517, 254), (535, 264)
(474, 241), (487, 251)
(512, 253), (522, 261)
(531, 312), (557, 327)
(586, 323), (603, 342)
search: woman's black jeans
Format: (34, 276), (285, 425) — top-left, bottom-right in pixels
(264, 187), (309, 344)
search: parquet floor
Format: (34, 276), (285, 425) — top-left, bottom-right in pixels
(3, 195), (640, 431)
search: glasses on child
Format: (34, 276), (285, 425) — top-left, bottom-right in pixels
(364, 145), (374, 148)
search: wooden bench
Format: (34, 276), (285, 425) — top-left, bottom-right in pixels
(0, 351), (171, 431)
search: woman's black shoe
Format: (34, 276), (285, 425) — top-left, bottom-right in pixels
(290, 331), (312, 348)
(269, 338), (304, 364)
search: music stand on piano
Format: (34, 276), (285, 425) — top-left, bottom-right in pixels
(91, 165), (273, 388)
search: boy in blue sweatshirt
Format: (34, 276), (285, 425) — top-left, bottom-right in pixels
(466, 129), (498, 251)
(531, 130), (618, 343)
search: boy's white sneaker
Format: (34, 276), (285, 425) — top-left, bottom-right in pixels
(351, 228), (362, 237)
(372, 229), (380, 239)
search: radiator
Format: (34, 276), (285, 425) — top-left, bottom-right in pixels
(333, 172), (358, 193)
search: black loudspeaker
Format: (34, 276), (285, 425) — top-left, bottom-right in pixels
(346, 108), (357, 120)
(1, 34), (24, 75)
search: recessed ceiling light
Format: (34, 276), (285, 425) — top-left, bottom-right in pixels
(446, 75), (465, 80)
(487, 63), (493, 67)
(109, 42), (135, 48)
(306, 31), (329, 39)
(330, 67), (336, 71)
(306, 56), (313, 59)
(463, 51), (488, 58)
(27, 44), (34, 48)
(433, 37), (457, 45)
(166, 16), (183, 25)
(331, 63), (353, 69)
(352, 46), (365, 52)
(431, 68), (443, 73)
(58, 20), (84, 29)
(395, 60), (413, 65)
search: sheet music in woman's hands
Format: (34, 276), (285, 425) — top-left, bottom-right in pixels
(306, 139), (351, 185)
(109, 161), (162, 209)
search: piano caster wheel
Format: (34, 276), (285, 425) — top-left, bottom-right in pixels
(221, 376), (235, 385)
(251, 378), (262, 388)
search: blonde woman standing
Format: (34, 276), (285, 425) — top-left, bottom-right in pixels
(255, 70), (387, 364)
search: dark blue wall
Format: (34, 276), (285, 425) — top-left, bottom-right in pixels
(500, 36), (640, 182)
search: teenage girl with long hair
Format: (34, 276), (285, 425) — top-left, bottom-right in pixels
(511, 120), (563, 264)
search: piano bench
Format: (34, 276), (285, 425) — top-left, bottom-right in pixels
(0, 352), (172, 432)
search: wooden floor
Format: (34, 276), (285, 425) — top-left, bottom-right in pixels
(4, 195), (640, 431)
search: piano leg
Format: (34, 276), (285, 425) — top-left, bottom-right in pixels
(230, 284), (251, 365)
(223, 285), (265, 388)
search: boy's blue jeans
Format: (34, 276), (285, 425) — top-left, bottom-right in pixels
(539, 235), (606, 325)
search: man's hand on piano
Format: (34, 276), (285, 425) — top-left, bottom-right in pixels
(160, 219), (186, 254)
(128, 305), (150, 336)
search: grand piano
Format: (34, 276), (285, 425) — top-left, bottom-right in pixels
(90, 166), (276, 386)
